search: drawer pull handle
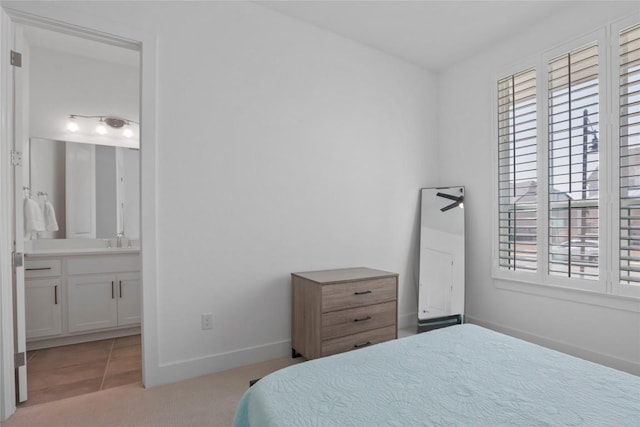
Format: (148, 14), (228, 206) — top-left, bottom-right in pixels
(111, 281), (115, 299)
(54, 285), (58, 305)
(354, 290), (372, 295)
(119, 280), (123, 298)
(353, 316), (372, 322)
(354, 341), (372, 349)
(26, 267), (51, 271)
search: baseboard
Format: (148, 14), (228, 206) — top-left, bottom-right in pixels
(398, 311), (416, 329)
(153, 339), (291, 386)
(466, 316), (640, 376)
(152, 313), (420, 387)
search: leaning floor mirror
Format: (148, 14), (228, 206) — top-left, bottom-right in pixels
(417, 187), (465, 333)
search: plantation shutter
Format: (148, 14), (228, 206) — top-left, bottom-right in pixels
(497, 69), (537, 271)
(619, 25), (640, 285)
(547, 43), (600, 280)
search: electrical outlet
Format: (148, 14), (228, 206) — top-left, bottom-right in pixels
(201, 313), (213, 330)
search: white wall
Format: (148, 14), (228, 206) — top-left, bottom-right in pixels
(29, 45), (138, 145)
(438, 2), (640, 374)
(2, 1), (439, 385)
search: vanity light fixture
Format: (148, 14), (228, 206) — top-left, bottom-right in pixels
(65, 114), (138, 137)
(66, 116), (79, 132)
(95, 121), (108, 135)
(122, 127), (134, 138)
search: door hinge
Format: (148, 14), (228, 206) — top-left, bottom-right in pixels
(10, 150), (22, 166)
(10, 50), (22, 67)
(14, 352), (25, 368)
(13, 251), (23, 269)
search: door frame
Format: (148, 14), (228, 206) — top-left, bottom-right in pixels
(0, 5), (158, 420)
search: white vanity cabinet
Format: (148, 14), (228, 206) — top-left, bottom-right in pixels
(24, 251), (140, 349)
(67, 272), (140, 332)
(116, 272), (141, 326)
(67, 254), (140, 333)
(67, 274), (118, 332)
(25, 259), (63, 339)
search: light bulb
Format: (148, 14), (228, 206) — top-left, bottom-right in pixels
(66, 118), (79, 132)
(95, 124), (107, 135)
(122, 127), (134, 138)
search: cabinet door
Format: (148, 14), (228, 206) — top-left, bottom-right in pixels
(68, 274), (117, 332)
(116, 273), (140, 326)
(25, 279), (62, 339)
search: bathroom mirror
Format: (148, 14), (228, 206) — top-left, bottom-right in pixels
(26, 138), (140, 240)
(22, 24), (140, 242)
(417, 186), (465, 333)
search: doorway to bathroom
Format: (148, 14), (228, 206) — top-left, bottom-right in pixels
(9, 18), (143, 407)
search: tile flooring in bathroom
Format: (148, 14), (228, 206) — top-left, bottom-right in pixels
(21, 334), (142, 407)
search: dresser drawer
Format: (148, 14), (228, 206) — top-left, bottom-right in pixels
(321, 325), (396, 357)
(25, 259), (62, 278)
(322, 301), (396, 340)
(321, 277), (396, 312)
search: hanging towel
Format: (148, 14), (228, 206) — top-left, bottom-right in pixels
(24, 197), (45, 239)
(44, 200), (59, 232)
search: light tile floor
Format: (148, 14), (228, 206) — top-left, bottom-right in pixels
(21, 334), (141, 407)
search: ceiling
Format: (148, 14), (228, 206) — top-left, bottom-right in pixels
(259, 1), (575, 70)
(22, 1), (583, 71)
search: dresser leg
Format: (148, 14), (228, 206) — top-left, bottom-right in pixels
(291, 348), (302, 358)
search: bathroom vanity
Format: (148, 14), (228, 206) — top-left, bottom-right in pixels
(24, 239), (140, 350)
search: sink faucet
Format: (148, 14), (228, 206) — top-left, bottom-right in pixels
(116, 232), (125, 248)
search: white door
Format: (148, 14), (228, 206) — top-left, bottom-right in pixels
(10, 22), (28, 404)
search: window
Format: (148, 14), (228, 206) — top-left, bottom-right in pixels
(548, 43), (600, 280)
(497, 69), (537, 272)
(619, 24), (640, 286)
(495, 22), (640, 300)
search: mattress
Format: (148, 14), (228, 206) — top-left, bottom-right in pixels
(233, 324), (640, 426)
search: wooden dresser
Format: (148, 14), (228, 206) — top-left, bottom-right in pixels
(291, 267), (398, 360)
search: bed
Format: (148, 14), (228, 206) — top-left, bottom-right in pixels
(233, 324), (640, 426)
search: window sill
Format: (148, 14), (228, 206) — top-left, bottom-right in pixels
(492, 273), (640, 313)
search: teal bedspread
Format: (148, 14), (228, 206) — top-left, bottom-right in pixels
(233, 324), (640, 426)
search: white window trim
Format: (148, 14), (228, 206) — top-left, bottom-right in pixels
(493, 20), (640, 306)
(611, 15), (640, 299)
